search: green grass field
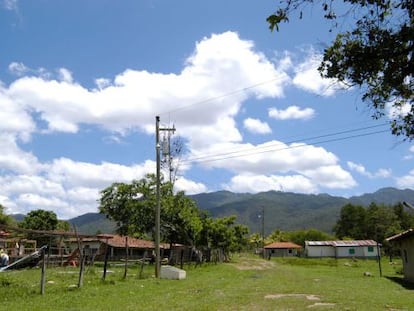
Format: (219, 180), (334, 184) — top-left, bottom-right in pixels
(0, 254), (412, 310)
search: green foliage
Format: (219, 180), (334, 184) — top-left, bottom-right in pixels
(0, 204), (14, 226)
(334, 202), (411, 244)
(19, 209), (58, 231)
(334, 203), (367, 239)
(161, 190), (203, 245)
(19, 209), (59, 247)
(287, 229), (334, 246)
(99, 175), (246, 251)
(99, 174), (158, 237)
(56, 220), (71, 232)
(268, 0), (414, 139)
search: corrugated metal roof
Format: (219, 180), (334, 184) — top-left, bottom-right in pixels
(305, 240), (378, 247)
(264, 242), (302, 249)
(386, 229), (414, 242)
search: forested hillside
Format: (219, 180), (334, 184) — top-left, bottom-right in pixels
(62, 187), (414, 235)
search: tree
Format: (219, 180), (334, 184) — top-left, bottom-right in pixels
(20, 209), (58, 231)
(267, 0), (414, 139)
(161, 190), (203, 246)
(230, 224), (250, 252)
(19, 209), (59, 247)
(286, 229), (334, 246)
(205, 216), (243, 261)
(334, 203), (367, 239)
(365, 203), (401, 242)
(57, 220), (71, 232)
(99, 174), (203, 246)
(393, 202), (414, 230)
(99, 175), (157, 237)
(0, 204), (13, 227)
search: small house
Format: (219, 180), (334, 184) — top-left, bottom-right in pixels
(264, 242), (302, 258)
(305, 240), (379, 259)
(99, 235), (155, 260)
(66, 234), (156, 261)
(386, 229), (414, 283)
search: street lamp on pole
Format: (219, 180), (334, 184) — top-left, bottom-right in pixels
(155, 116), (161, 278)
(403, 201), (414, 211)
(258, 206), (265, 258)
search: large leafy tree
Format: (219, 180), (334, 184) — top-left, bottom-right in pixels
(334, 202), (406, 243)
(19, 209), (59, 246)
(161, 190), (203, 246)
(334, 203), (367, 239)
(203, 216), (249, 259)
(393, 202), (414, 230)
(20, 209), (58, 231)
(365, 203), (401, 242)
(268, 0), (414, 139)
(99, 174), (203, 245)
(99, 175), (158, 237)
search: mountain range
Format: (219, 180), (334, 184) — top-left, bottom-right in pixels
(63, 187), (414, 236)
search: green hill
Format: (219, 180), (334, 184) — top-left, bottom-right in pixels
(12, 187), (414, 235)
(191, 188), (414, 235)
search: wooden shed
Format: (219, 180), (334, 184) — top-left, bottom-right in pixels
(386, 229), (414, 283)
(305, 240), (379, 259)
(264, 241), (302, 258)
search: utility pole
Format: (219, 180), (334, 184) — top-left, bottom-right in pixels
(155, 116), (175, 278)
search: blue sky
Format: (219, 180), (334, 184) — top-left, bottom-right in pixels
(1, 0), (413, 219)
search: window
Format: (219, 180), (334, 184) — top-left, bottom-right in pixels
(367, 246), (374, 252)
(349, 248), (355, 255)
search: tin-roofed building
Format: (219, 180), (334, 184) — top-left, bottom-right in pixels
(305, 240), (379, 259)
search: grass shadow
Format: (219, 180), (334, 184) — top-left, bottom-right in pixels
(385, 276), (414, 290)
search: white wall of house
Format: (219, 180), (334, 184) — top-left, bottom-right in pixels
(335, 245), (378, 258)
(265, 248), (298, 257)
(400, 236), (414, 282)
(306, 245), (335, 257)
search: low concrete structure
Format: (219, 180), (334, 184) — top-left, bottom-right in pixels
(160, 265), (186, 280)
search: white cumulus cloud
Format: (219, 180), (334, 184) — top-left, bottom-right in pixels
(268, 105), (315, 120)
(243, 118), (272, 134)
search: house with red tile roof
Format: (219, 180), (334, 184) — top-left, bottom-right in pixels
(264, 241), (302, 258)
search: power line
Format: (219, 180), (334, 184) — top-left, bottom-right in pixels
(181, 123), (390, 165)
(158, 76), (285, 116)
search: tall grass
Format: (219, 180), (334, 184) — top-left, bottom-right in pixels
(0, 254), (412, 310)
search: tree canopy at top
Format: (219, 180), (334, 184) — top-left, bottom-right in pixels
(268, 0), (414, 139)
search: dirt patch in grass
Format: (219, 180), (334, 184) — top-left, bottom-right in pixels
(230, 258), (276, 270)
(265, 294), (336, 309)
(265, 294), (321, 300)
